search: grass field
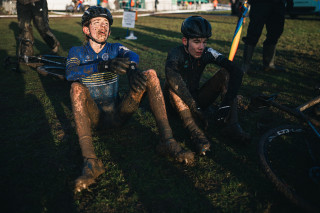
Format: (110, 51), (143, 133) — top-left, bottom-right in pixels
(0, 11), (320, 213)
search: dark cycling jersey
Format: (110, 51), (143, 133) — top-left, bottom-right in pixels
(66, 42), (139, 107)
(165, 45), (243, 108)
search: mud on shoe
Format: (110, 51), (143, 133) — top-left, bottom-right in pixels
(157, 138), (195, 165)
(74, 158), (105, 193)
(191, 131), (211, 156)
(196, 142), (211, 156)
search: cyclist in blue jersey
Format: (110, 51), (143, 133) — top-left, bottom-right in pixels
(164, 16), (250, 156)
(66, 6), (194, 193)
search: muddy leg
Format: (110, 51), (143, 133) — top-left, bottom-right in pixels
(33, 0), (60, 52)
(198, 70), (250, 144)
(70, 82), (105, 193)
(168, 89), (210, 156)
(145, 70), (174, 141)
(17, 2), (34, 58)
(122, 69), (194, 163)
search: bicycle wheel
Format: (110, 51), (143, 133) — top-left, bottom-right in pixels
(258, 125), (320, 213)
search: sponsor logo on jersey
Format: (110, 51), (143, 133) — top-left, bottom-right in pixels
(102, 53), (109, 61)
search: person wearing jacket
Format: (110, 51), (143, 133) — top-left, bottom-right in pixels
(164, 16), (250, 156)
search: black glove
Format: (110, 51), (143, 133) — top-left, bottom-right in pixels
(127, 63), (147, 92)
(98, 58), (130, 75)
(190, 104), (208, 130)
(215, 105), (231, 124)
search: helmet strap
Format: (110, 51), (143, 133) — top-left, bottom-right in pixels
(87, 28), (109, 45)
(183, 38), (190, 54)
(186, 39), (189, 50)
(87, 34), (107, 45)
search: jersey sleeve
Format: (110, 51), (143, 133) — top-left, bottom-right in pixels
(202, 47), (226, 65)
(116, 43), (139, 64)
(65, 47), (98, 81)
(203, 47), (244, 106)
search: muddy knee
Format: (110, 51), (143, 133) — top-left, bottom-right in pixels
(198, 69), (229, 108)
(144, 69), (159, 86)
(70, 82), (91, 103)
(70, 82), (99, 127)
(71, 82), (87, 96)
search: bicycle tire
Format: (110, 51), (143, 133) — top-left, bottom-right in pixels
(258, 124), (320, 213)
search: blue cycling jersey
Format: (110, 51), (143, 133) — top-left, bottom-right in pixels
(66, 42), (139, 107)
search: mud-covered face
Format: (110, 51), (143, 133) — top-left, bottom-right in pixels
(83, 17), (110, 43)
(182, 37), (208, 59)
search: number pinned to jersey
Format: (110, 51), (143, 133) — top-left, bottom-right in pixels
(208, 48), (222, 59)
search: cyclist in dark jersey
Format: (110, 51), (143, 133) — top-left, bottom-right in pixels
(66, 6), (194, 193)
(164, 16), (250, 156)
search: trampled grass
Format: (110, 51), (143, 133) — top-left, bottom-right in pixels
(0, 12), (320, 212)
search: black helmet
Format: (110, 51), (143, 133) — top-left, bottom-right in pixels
(181, 16), (212, 38)
(81, 6), (113, 26)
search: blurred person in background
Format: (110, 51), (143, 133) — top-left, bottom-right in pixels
(213, 0), (218, 10)
(241, 0), (294, 73)
(101, 0), (109, 8)
(230, 0), (241, 16)
(16, 0), (60, 60)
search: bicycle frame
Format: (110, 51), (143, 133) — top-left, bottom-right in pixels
(4, 54), (66, 79)
(22, 55), (66, 66)
(251, 94), (320, 138)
